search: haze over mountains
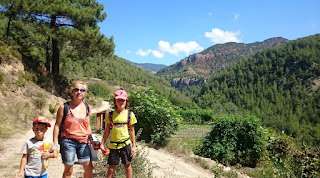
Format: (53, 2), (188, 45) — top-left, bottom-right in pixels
(156, 37), (289, 89)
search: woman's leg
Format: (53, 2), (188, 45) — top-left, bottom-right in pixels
(63, 164), (73, 178)
(107, 165), (117, 178)
(82, 161), (93, 178)
(124, 163), (132, 178)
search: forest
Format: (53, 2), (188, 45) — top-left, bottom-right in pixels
(187, 34), (320, 147)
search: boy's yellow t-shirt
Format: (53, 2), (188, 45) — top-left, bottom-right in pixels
(104, 109), (137, 149)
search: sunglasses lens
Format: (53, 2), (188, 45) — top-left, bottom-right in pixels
(73, 88), (86, 92)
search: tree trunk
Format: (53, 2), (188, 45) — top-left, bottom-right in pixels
(45, 36), (51, 72)
(6, 4), (14, 37)
(50, 15), (59, 77)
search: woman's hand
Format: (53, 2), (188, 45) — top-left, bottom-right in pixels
(15, 171), (22, 178)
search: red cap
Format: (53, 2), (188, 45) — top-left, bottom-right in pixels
(115, 90), (128, 100)
(33, 116), (51, 127)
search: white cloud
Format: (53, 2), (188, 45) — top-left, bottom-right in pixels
(136, 49), (150, 57)
(136, 49), (164, 58)
(158, 40), (204, 56)
(205, 28), (241, 44)
(151, 50), (164, 58)
(234, 13), (239, 20)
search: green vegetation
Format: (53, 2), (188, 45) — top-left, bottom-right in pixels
(193, 34), (320, 147)
(129, 88), (181, 144)
(0, 71), (5, 84)
(88, 83), (111, 99)
(34, 93), (47, 110)
(194, 115), (264, 167)
(177, 108), (215, 124)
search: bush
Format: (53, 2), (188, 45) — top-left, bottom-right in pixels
(129, 88), (181, 144)
(88, 83), (110, 99)
(49, 103), (57, 114)
(0, 71), (5, 84)
(34, 93), (47, 110)
(178, 108), (215, 124)
(194, 114), (264, 167)
(259, 128), (320, 177)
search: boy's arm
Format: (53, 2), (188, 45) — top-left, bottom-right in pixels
(15, 154), (27, 178)
(129, 125), (136, 157)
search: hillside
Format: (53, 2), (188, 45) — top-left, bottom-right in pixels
(129, 61), (167, 74)
(157, 37), (288, 89)
(194, 34), (320, 146)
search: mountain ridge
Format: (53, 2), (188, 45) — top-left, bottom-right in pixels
(157, 37), (289, 89)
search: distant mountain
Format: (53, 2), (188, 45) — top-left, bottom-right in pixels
(129, 61), (167, 74)
(157, 37), (289, 89)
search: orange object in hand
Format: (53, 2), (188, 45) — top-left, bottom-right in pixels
(102, 148), (110, 156)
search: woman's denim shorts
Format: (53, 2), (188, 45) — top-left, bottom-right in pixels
(60, 138), (91, 165)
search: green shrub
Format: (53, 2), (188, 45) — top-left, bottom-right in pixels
(34, 93), (47, 110)
(178, 108), (215, 124)
(194, 114), (264, 167)
(49, 103), (57, 114)
(130, 88), (181, 144)
(259, 128), (320, 177)
(0, 71), (5, 84)
(15, 76), (27, 87)
(88, 83), (110, 98)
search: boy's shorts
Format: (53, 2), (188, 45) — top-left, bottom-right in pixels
(108, 144), (132, 165)
(60, 138), (91, 165)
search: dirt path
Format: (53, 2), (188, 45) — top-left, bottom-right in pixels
(144, 146), (215, 178)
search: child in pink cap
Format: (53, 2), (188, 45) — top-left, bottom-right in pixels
(100, 90), (137, 178)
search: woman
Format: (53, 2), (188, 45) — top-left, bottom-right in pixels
(100, 90), (137, 178)
(53, 80), (93, 178)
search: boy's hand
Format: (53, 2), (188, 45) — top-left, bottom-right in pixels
(42, 151), (51, 159)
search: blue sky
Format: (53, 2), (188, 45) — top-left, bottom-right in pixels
(97, 0), (320, 66)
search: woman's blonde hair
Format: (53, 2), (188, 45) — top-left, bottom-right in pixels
(70, 80), (88, 93)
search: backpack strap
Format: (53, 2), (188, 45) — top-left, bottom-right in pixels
(127, 111), (131, 130)
(84, 102), (90, 117)
(58, 102), (69, 144)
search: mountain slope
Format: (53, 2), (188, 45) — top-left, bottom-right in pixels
(194, 34), (320, 146)
(129, 61), (166, 74)
(157, 37), (289, 89)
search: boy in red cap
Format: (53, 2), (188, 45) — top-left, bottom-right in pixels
(16, 116), (56, 178)
(100, 90), (137, 178)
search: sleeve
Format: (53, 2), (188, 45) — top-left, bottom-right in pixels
(21, 141), (28, 154)
(130, 112), (137, 125)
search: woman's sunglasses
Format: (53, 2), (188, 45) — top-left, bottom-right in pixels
(73, 88), (86, 93)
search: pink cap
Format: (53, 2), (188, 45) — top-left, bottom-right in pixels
(33, 116), (51, 127)
(115, 90), (128, 100)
